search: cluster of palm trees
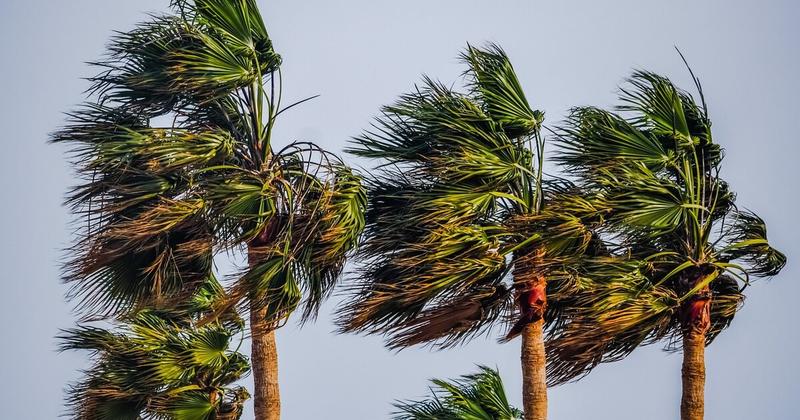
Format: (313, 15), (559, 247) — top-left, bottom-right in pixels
(53, 1), (785, 420)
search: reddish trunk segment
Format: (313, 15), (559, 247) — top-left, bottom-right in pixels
(679, 273), (712, 420)
(513, 251), (548, 420)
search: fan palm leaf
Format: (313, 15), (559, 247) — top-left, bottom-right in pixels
(393, 366), (522, 420)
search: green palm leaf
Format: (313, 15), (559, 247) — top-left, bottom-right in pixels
(393, 366), (522, 420)
(60, 290), (249, 420)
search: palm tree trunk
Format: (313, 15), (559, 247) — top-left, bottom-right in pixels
(250, 303), (281, 420)
(521, 318), (547, 420)
(249, 242), (281, 420)
(514, 250), (548, 420)
(679, 268), (713, 420)
(681, 329), (705, 420)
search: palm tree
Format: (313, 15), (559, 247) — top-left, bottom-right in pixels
(546, 66), (786, 419)
(393, 366), (522, 420)
(339, 44), (604, 420)
(60, 279), (250, 420)
(52, 1), (365, 419)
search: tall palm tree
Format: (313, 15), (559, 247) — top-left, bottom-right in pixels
(546, 67), (786, 420)
(60, 279), (250, 420)
(339, 44), (604, 420)
(52, 1), (365, 419)
(393, 366), (522, 420)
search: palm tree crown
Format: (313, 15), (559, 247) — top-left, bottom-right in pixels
(546, 67), (786, 384)
(53, 0), (365, 325)
(340, 44), (601, 349)
(53, 2), (366, 418)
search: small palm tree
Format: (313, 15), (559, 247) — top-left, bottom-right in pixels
(393, 366), (522, 420)
(53, 1), (365, 419)
(60, 279), (250, 420)
(547, 67), (786, 419)
(340, 44), (604, 420)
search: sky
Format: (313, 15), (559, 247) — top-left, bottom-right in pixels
(0, 0), (798, 419)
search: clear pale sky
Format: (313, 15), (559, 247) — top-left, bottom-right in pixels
(1, 1), (797, 419)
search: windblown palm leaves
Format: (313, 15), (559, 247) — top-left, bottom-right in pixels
(546, 68), (786, 384)
(339, 44), (603, 349)
(60, 279), (249, 420)
(393, 366), (522, 420)
(52, 0), (365, 327)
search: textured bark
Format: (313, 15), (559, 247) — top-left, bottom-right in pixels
(250, 303), (281, 420)
(249, 241), (281, 420)
(514, 250), (547, 420)
(521, 319), (547, 420)
(681, 330), (705, 420)
(678, 268), (713, 420)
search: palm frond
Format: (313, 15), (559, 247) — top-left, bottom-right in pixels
(385, 284), (513, 350)
(295, 166), (367, 321)
(717, 210), (786, 277)
(60, 306), (249, 420)
(393, 366), (522, 420)
(557, 107), (675, 173)
(545, 257), (678, 385)
(462, 43), (542, 138)
(89, 2), (279, 115)
(348, 77), (533, 191)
